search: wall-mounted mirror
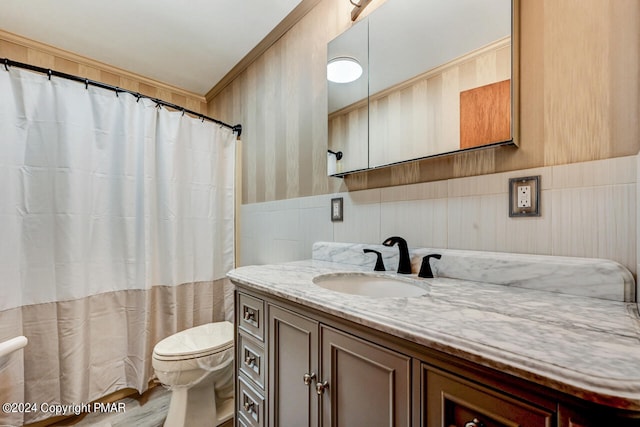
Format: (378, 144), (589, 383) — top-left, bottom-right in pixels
(327, 18), (369, 174)
(327, 0), (517, 176)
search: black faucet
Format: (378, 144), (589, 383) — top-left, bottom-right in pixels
(382, 236), (412, 274)
(363, 249), (385, 271)
(418, 254), (441, 278)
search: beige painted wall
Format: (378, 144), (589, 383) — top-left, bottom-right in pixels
(209, 0), (640, 203)
(4, 1), (636, 205)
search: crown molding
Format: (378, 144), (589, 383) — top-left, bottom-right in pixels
(0, 29), (207, 103)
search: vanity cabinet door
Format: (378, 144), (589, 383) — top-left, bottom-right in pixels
(319, 325), (412, 427)
(424, 367), (553, 427)
(268, 304), (319, 427)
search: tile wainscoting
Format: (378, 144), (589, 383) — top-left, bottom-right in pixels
(239, 155), (638, 278)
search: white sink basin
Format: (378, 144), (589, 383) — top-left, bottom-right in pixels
(312, 272), (429, 297)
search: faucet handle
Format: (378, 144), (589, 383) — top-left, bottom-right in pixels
(363, 249), (386, 271)
(418, 254), (441, 278)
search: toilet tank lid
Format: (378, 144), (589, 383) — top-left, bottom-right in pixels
(153, 321), (234, 358)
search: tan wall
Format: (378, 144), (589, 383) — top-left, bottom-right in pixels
(3, 0), (637, 204)
(209, 0), (640, 203)
(0, 30), (208, 114)
(208, 0), (352, 204)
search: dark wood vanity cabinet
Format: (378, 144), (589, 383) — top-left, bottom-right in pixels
(234, 288), (640, 427)
(423, 367), (553, 427)
(267, 303), (411, 427)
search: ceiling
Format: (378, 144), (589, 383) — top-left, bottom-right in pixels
(0, 0), (303, 95)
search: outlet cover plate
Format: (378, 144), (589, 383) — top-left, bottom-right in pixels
(509, 176), (540, 217)
(331, 197), (344, 222)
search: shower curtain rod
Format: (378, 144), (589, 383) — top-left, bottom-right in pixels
(2, 57), (242, 137)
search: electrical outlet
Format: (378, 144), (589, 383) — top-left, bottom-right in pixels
(517, 185), (531, 208)
(509, 176), (540, 217)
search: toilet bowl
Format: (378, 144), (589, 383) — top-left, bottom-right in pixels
(153, 321), (234, 427)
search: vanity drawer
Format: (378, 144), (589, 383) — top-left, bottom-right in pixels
(237, 375), (265, 427)
(238, 293), (264, 341)
(424, 368), (554, 427)
(237, 332), (265, 389)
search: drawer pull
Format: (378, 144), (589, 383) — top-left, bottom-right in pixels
(303, 372), (316, 385)
(464, 418), (485, 427)
(244, 355), (256, 367)
(316, 380), (329, 395)
(243, 401), (255, 413)
(243, 308), (256, 321)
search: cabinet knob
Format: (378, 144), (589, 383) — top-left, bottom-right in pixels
(303, 372), (316, 385)
(316, 380), (329, 395)
(464, 418), (485, 427)
(243, 309), (255, 321)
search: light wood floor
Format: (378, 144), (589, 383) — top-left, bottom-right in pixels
(43, 386), (233, 427)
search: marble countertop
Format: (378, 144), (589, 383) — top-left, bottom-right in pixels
(228, 259), (640, 411)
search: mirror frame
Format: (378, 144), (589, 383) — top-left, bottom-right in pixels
(327, 0), (519, 177)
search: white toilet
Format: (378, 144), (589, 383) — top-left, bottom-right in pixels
(152, 321), (234, 427)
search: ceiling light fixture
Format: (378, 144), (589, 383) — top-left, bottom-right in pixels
(327, 57), (363, 83)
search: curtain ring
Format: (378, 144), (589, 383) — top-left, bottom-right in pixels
(3, 59), (8, 71)
(85, 79), (89, 90)
(136, 94), (141, 103)
(47, 69), (52, 80)
(181, 109), (185, 117)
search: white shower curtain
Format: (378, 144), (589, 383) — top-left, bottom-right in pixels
(0, 67), (236, 425)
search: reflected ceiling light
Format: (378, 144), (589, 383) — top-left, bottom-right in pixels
(327, 57), (363, 83)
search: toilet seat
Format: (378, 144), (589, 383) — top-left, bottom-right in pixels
(153, 321), (233, 361)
